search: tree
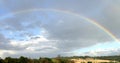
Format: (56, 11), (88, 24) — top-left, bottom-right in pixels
(39, 57), (53, 63)
(0, 57), (5, 63)
(19, 56), (28, 63)
(4, 57), (12, 63)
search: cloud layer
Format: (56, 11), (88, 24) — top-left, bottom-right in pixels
(0, 0), (120, 58)
(0, 10), (116, 58)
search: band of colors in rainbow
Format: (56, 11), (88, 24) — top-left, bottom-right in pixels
(0, 8), (119, 42)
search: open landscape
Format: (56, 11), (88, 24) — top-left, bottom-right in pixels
(1, 55), (120, 63)
(0, 0), (120, 63)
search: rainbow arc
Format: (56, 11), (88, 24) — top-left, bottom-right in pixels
(0, 8), (119, 42)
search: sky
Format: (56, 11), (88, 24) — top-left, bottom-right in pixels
(0, 0), (120, 58)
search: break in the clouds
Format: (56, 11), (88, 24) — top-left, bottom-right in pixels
(0, 0), (120, 58)
(76, 48), (120, 56)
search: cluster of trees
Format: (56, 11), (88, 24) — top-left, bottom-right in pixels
(93, 55), (120, 62)
(68, 55), (120, 61)
(0, 56), (74, 63)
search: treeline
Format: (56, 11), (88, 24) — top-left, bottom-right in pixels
(1, 55), (120, 63)
(0, 56), (74, 63)
(67, 55), (120, 61)
(94, 55), (120, 62)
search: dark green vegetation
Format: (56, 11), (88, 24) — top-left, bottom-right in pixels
(0, 56), (74, 63)
(0, 55), (120, 63)
(94, 56), (120, 62)
(72, 55), (120, 62)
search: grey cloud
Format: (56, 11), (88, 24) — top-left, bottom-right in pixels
(2, 0), (109, 16)
(93, 1), (120, 38)
(0, 9), (115, 58)
(0, 12), (42, 31)
(0, 33), (9, 42)
(0, 44), (25, 50)
(55, 40), (98, 52)
(0, 0), (120, 58)
(43, 12), (113, 41)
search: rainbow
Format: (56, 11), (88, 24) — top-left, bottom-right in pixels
(0, 8), (119, 42)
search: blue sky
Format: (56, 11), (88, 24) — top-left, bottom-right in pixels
(0, 0), (120, 58)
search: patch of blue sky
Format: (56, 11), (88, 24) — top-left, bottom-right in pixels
(0, 7), (14, 21)
(0, 13), (14, 21)
(27, 27), (41, 36)
(13, 28), (41, 40)
(74, 41), (120, 53)
(0, 1), (12, 16)
(0, 27), (41, 41)
(0, 8), (7, 15)
(0, 30), (15, 39)
(0, 1), (6, 14)
(11, 34), (29, 41)
(21, 21), (31, 27)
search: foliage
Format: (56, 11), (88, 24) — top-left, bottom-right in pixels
(0, 56), (74, 63)
(1, 55), (120, 63)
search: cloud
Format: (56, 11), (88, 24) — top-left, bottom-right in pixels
(93, 0), (120, 38)
(0, 33), (9, 42)
(0, 12), (114, 58)
(0, 0), (120, 58)
(0, 36), (59, 58)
